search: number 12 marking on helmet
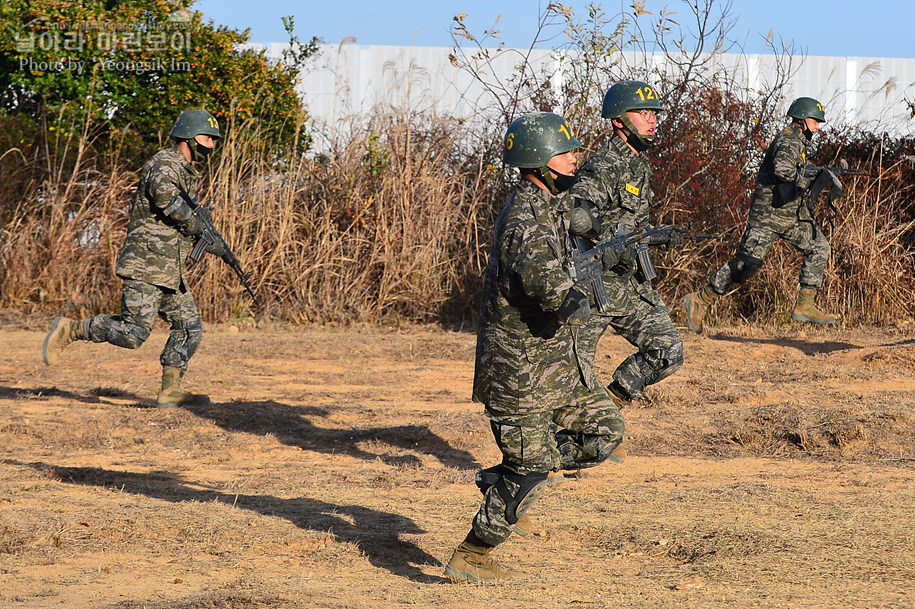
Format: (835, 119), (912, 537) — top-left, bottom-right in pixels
(636, 87), (657, 101)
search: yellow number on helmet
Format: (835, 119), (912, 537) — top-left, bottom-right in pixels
(558, 123), (572, 140)
(506, 132), (514, 150)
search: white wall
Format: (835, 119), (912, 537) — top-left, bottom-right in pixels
(252, 43), (915, 138)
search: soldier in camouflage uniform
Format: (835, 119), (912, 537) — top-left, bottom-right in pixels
(42, 109), (229, 408)
(444, 112), (625, 584)
(684, 97), (836, 333)
(567, 81), (684, 407)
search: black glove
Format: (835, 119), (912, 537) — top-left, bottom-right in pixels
(569, 205), (601, 238)
(796, 165), (815, 190)
(556, 288), (590, 325)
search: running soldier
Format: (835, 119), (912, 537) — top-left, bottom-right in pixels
(42, 109), (227, 408)
(684, 96), (836, 333)
(444, 112), (625, 583)
(567, 80), (684, 408)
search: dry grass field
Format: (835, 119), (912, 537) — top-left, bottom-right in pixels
(2, 320), (915, 608)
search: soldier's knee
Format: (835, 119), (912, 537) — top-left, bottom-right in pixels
(484, 466), (550, 525)
(110, 325), (152, 349)
(728, 253), (764, 284)
(183, 315), (204, 347)
(645, 341), (683, 382)
(173, 315), (204, 352)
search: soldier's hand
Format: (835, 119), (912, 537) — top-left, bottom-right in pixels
(796, 166), (815, 190)
(204, 235), (229, 260)
(569, 206), (601, 238)
(601, 247), (619, 270)
(661, 227), (684, 251)
(615, 244), (637, 271)
(557, 288), (590, 325)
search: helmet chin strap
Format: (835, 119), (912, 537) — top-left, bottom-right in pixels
(795, 118), (814, 140)
(619, 115), (654, 152)
(536, 167), (577, 195)
(189, 139), (213, 162)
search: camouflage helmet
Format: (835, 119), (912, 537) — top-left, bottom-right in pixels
(170, 109), (222, 140)
(503, 112), (581, 168)
(601, 80), (663, 119)
(787, 97), (826, 123)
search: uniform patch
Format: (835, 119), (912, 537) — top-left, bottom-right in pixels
(625, 183), (640, 196)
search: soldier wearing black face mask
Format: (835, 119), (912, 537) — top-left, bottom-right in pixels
(42, 109), (225, 408)
(684, 96), (837, 333)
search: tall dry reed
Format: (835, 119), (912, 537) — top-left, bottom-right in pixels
(2, 99), (913, 328)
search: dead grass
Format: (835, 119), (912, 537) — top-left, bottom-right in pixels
(2, 324), (915, 608)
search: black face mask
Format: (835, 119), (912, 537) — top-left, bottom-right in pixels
(551, 171), (578, 193)
(190, 140), (214, 162)
(625, 130), (652, 152)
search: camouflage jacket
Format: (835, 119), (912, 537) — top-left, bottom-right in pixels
(748, 123), (812, 223)
(569, 134), (661, 313)
(116, 146), (200, 290)
(472, 179), (595, 415)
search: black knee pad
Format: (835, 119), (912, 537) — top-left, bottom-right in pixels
(474, 465), (502, 494)
(485, 467), (550, 525)
(643, 341), (684, 386)
(728, 253), (763, 284)
(175, 315), (204, 358)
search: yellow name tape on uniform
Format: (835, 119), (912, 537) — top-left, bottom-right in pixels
(625, 183), (640, 196)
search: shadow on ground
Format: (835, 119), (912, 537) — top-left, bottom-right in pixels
(0, 385), (480, 470)
(7, 460), (450, 584)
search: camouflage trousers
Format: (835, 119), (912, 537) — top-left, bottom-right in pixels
(472, 390), (624, 547)
(579, 296), (683, 402)
(86, 278), (204, 370)
(709, 213), (830, 293)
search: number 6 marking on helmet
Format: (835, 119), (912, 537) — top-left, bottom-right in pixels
(506, 132), (514, 150)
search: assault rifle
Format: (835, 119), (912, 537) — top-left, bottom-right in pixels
(801, 161), (875, 236)
(641, 224), (731, 245)
(634, 224), (728, 283)
(570, 225), (725, 311)
(569, 226), (668, 313)
(177, 186), (261, 307)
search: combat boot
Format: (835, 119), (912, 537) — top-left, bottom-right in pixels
(444, 532), (517, 583)
(42, 317), (87, 365)
(683, 285), (718, 334)
(791, 287), (837, 324)
(156, 368), (211, 408)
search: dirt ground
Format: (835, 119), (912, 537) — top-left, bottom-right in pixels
(2, 318), (915, 609)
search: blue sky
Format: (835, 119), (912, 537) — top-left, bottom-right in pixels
(193, 0), (914, 58)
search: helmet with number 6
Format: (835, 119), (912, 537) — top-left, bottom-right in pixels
(503, 112), (581, 168)
(503, 112), (581, 195)
(170, 109), (222, 140)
